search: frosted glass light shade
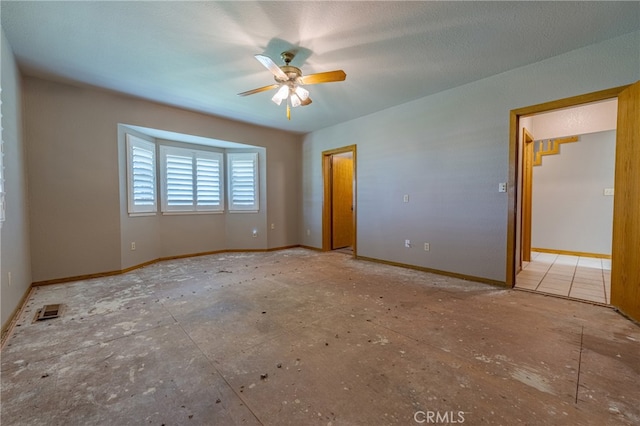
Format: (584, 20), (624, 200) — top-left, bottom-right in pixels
(290, 93), (301, 108)
(271, 85), (289, 105)
(295, 86), (309, 100)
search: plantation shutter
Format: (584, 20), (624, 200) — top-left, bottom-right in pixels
(160, 145), (223, 212)
(228, 152), (259, 212)
(196, 156), (223, 208)
(165, 153), (194, 208)
(126, 134), (157, 214)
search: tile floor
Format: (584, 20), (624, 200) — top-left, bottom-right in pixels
(516, 251), (611, 304)
(2, 248), (638, 425)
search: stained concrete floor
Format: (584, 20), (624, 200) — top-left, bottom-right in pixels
(1, 248), (639, 425)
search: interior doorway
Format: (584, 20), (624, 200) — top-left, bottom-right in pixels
(516, 102), (617, 304)
(322, 145), (356, 255)
(507, 81), (640, 322)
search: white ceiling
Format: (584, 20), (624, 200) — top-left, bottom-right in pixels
(2, 1), (639, 134)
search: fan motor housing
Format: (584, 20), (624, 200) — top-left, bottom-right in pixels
(276, 65), (302, 82)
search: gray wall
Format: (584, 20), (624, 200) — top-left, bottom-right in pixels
(532, 131), (616, 255)
(302, 31), (640, 283)
(23, 77), (302, 282)
(1, 27), (32, 328)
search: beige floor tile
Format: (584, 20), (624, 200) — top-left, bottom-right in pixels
(578, 257), (603, 268)
(533, 253), (558, 263)
(540, 280), (571, 290)
(545, 272), (574, 281)
(575, 281), (604, 289)
(570, 284), (604, 293)
(515, 280), (539, 290)
(572, 280), (604, 288)
(523, 265), (551, 273)
(515, 276), (541, 286)
(569, 292), (605, 304)
(570, 287), (605, 298)
(540, 277), (572, 287)
(526, 252), (612, 305)
(574, 271), (603, 279)
(516, 273), (543, 282)
(518, 268), (544, 276)
(536, 287), (569, 296)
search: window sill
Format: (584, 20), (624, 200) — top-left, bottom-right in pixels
(161, 211), (224, 216)
(128, 212), (157, 217)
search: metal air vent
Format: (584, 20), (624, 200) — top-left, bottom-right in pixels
(35, 304), (63, 321)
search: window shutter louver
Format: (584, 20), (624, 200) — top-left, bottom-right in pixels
(166, 154), (194, 207)
(228, 153), (259, 212)
(131, 146), (155, 205)
(126, 134), (157, 214)
(196, 157), (221, 207)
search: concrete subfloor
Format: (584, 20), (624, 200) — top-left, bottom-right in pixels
(1, 248), (639, 425)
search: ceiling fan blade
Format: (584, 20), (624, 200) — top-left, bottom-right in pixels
(255, 54), (288, 80)
(237, 84), (279, 97)
(300, 70), (346, 85)
(301, 97), (312, 106)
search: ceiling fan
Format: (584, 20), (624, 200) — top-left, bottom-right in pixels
(238, 51), (346, 120)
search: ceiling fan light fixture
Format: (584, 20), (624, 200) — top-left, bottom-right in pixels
(240, 50), (346, 120)
(294, 85), (309, 101)
(271, 85), (289, 105)
(290, 93), (302, 108)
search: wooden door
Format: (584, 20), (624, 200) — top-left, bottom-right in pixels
(521, 128), (534, 263)
(331, 154), (353, 249)
(611, 80), (640, 322)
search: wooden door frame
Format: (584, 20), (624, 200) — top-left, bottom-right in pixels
(521, 128), (534, 263)
(611, 81), (640, 321)
(506, 85), (629, 287)
(322, 145), (357, 255)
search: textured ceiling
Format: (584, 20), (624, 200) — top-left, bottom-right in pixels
(2, 1), (639, 134)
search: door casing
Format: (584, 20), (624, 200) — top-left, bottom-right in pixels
(521, 127), (534, 263)
(610, 81), (640, 321)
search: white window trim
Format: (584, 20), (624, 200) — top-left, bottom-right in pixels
(227, 152), (259, 213)
(126, 134), (157, 215)
(160, 145), (224, 213)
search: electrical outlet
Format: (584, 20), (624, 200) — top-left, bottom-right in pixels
(130, 242), (136, 251)
(403, 194), (409, 203)
(405, 239), (411, 248)
(252, 229), (258, 237)
(271, 223), (275, 230)
(424, 243), (430, 251)
(498, 182), (507, 193)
